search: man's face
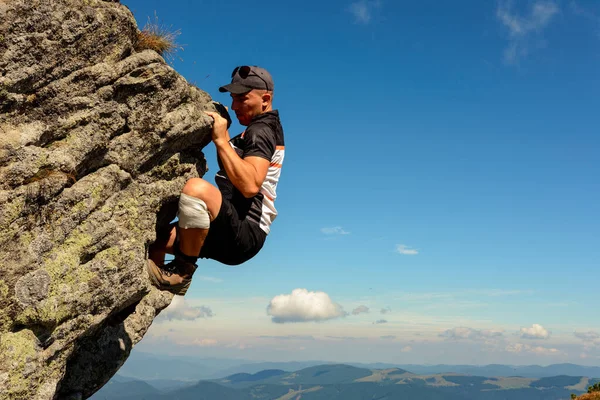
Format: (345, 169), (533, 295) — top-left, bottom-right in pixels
(230, 90), (265, 126)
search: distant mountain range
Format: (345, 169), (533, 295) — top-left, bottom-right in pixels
(91, 362), (600, 400)
(394, 363), (600, 378)
(114, 351), (600, 381)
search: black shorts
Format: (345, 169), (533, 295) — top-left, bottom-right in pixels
(198, 198), (267, 265)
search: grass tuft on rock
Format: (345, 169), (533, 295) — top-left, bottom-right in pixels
(135, 13), (182, 61)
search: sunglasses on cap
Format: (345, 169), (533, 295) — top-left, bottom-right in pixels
(231, 65), (271, 90)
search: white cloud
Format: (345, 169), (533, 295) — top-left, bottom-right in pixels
(401, 346), (413, 353)
(506, 343), (560, 355)
(440, 327), (504, 341)
(396, 244), (419, 255)
(352, 305), (370, 315)
(224, 342), (252, 350)
(326, 336), (364, 340)
(157, 296), (214, 322)
(497, 1), (559, 64)
(348, 1), (381, 24)
(374, 319), (388, 324)
(498, 1), (559, 36)
(259, 335), (315, 341)
(267, 288), (347, 323)
(574, 331), (600, 342)
(187, 338), (218, 347)
(574, 331), (600, 350)
(520, 324), (550, 339)
(165, 334), (218, 347)
(481, 289), (534, 297)
(381, 307), (392, 314)
(392, 289), (532, 302)
(321, 226), (350, 235)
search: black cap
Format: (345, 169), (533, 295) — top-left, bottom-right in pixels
(219, 65), (274, 94)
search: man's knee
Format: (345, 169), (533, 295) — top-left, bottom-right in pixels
(178, 193), (210, 229)
(179, 178), (222, 226)
(182, 178), (213, 201)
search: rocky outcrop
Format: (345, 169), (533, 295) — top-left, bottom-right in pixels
(575, 394), (600, 400)
(0, 0), (217, 398)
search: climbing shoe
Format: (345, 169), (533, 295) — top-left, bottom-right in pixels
(146, 257), (197, 296)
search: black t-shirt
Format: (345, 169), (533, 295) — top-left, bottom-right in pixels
(214, 110), (285, 234)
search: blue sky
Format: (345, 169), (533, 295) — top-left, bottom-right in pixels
(122, 0), (600, 365)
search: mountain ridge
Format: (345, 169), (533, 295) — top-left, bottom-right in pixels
(92, 362), (600, 400)
(116, 351), (600, 381)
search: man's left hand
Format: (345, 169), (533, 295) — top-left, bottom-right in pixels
(205, 111), (230, 146)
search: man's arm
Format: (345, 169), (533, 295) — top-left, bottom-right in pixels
(205, 111), (270, 198)
(216, 147), (269, 198)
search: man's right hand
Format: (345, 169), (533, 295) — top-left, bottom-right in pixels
(205, 111), (230, 147)
(213, 103), (232, 129)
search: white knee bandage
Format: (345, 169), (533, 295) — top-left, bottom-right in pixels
(177, 193), (211, 229)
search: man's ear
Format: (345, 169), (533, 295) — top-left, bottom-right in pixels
(261, 91), (272, 105)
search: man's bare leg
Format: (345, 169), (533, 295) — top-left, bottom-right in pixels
(148, 223), (176, 266)
(178, 178), (222, 257)
(147, 178), (222, 288)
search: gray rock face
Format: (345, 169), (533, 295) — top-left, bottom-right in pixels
(0, 0), (217, 398)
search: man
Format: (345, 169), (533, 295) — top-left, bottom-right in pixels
(147, 65), (285, 295)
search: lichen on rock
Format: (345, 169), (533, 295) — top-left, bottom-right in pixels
(0, 0), (219, 398)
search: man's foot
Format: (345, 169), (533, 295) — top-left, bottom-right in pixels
(146, 258), (197, 296)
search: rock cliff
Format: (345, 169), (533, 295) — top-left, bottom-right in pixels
(0, 0), (216, 398)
